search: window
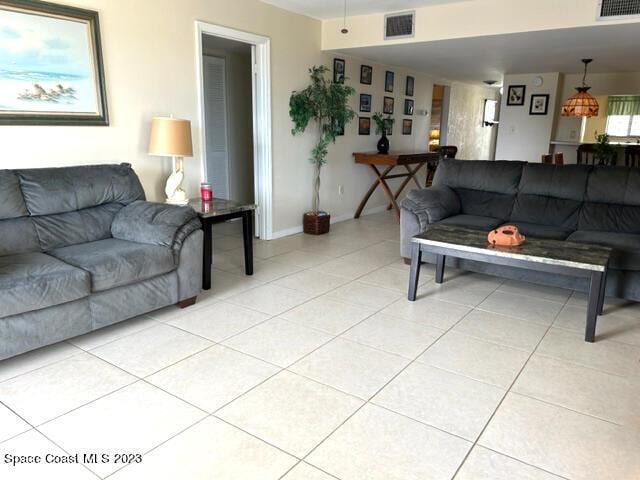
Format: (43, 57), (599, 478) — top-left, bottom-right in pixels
(606, 96), (640, 137)
(606, 114), (640, 137)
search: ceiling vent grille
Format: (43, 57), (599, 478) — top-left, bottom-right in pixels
(598, 0), (640, 18)
(384, 11), (415, 39)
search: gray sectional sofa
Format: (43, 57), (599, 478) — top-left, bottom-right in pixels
(0, 164), (203, 360)
(401, 159), (640, 301)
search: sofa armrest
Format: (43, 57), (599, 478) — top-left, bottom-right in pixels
(400, 185), (460, 231)
(111, 200), (201, 250)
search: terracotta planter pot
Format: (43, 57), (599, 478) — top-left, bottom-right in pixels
(303, 211), (330, 235)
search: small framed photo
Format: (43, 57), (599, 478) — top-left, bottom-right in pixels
(383, 96), (394, 114)
(360, 65), (372, 85)
(529, 94), (550, 115)
(358, 117), (371, 135)
(507, 85), (526, 106)
(385, 71), (394, 92)
(405, 76), (414, 96)
(333, 58), (345, 84)
(402, 119), (413, 135)
(359, 93), (372, 112)
(404, 99), (414, 115)
(332, 118), (344, 136)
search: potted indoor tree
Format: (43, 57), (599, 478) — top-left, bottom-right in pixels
(594, 132), (616, 166)
(372, 112), (394, 154)
(289, 65), (355, 234)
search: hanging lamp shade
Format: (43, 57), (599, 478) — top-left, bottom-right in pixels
(561, 87), (599, 117)
(561, 58), (599, 118)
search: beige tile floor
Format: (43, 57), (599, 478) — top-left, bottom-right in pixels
(1, 211), (640, 479)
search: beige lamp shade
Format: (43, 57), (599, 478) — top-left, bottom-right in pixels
(148, 117), (193, 157)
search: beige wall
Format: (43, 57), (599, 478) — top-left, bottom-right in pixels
(0, 0), (325, 236)
(306, 53), (439, 226)
(495, 72), (561, 161)
(446, 83), (499, 160)
(0, 0), (452, 236)
(322, 0), (639, 50)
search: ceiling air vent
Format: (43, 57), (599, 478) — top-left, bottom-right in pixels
(597, 0), (640, 18)
(384, 11), (415, 39)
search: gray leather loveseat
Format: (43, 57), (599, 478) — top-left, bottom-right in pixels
(401, 159), (640, 301)
(0, 163), (202, 360)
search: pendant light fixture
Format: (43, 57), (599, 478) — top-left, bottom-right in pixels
(341, 0), (348, 34)
(561, 59), (599, 117)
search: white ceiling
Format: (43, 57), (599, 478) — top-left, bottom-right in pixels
(260, 0), (470, 20)
(336, 23), (640, 84)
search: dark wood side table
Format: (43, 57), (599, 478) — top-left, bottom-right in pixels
(189, 198), (256, 290)
(353, 151), (441, 221)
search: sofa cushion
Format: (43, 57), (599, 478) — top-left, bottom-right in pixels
(0, 217), (41, 257)
(433, 159), (524, 220)
(16, 163), (145, 216)
(507, 222), (573, 240)
(579, 166), (640, 233)
(0, 171), (28, 220)
(32, 203), (124, 251)
(567, 231), (640, 271)
(438, 214), (503, 231)
(0, 252), (90, 318)
(511, 164), (590, 229)
(48, 238), (176, 292)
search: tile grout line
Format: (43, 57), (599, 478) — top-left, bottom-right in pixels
(450, 287), (573, 479)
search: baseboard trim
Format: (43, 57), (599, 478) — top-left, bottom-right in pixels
(270, 204), (390, 240)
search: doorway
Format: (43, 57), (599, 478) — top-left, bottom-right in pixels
(195, 22), (273, 239)
(428, 84), (451, 151)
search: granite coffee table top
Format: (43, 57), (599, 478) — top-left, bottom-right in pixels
(189, 198), (256, 218)
(412, 225), (611, 272)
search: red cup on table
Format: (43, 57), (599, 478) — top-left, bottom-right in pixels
(200, 182), (213, 202)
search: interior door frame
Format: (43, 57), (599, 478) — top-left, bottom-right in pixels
(195, 21), (273, 239)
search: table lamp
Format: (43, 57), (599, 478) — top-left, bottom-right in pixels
(148, 116), (193, 205)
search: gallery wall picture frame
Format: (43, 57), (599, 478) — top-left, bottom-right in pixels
(359, 93), (372, 112)
(404, 99), (414, 115)
(405, 76), (414, 96)
(0, 0), (109, 125)
(385, 71), (394, 92)
(383, 96), (394, 114)
(506, 85), (526, 106)
(402, 119), (412, 135)
(333, 58), (345, 84)
(529, 94), (550, 115)
(358, 116), (371, 135)
(360, 65), (372, 85)
(332, 117), (344, 136)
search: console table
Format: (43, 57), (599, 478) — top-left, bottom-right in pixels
(190, 198), (256, 290)
(353, 151), (440, 220)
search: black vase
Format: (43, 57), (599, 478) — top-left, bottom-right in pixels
(377, 134), (389, 154)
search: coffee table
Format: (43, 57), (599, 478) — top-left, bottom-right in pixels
(190, 198), (256, 290)
(408, 225), (611, 342)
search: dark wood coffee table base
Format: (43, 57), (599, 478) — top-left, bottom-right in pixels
(408, 228), (610, 343)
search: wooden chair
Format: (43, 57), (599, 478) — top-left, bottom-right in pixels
(541, 153), (564, 165)
(625, 146), (640, 167)
(438, 145), (458, 159)
(577, 144), (597, 165)
(426, 146), (457, 186)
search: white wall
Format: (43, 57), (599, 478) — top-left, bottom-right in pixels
(446, 83), (499, 160)
(202, 38), (254, 204)
(495, 72), (561, 161)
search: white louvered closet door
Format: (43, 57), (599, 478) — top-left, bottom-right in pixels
(203, 56), (229, 199)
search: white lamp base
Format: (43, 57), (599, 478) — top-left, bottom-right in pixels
(164, 156), (189, 206)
